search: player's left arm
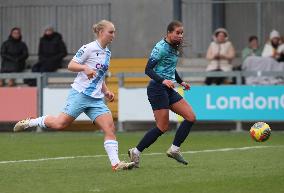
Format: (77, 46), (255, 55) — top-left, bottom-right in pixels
(69, 45), (96, 79)
(102, 81), (115, 102)
(68, 60), (96, 79)
(175, 70), (190, 90)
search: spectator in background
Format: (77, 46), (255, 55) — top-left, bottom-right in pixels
(241, 35), (262, 62)
(0, 27), (28, 87)
(32, 25), (67, 73)
(205, 28), (235, 85)
(262, 30), (281, 59)
(25, 25), (67, 86)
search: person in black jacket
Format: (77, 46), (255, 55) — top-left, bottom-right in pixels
(25, 26), (67, 86)
(32, 26), (67, 72)
(0, 27), (28, 86)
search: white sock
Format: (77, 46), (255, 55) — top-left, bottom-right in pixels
(28, 116), (47, 128)
(170, 144), (180, 152)
(104, 140), (120, 166)
(133, 147), (141, 156)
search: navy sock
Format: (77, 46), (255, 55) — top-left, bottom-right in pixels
(173, 120), (194, 147)
(136, 127), (164, 152)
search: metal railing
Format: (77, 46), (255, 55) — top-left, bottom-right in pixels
(116, 71), (284, 87)
(0, 72), (76, 116)
(1, 71), (283, 131)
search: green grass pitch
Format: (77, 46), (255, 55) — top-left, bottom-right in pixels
(0, 131), (283, 193)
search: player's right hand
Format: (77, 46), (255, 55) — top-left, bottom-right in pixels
(162, 79), (175, 89)
(104, 90), (115, 102)
(84, 66), (96, 79)
(181, 81), (191, 90)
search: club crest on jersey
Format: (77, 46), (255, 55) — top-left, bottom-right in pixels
(75, 49), (84, 58)
(95, 63), (108, 71)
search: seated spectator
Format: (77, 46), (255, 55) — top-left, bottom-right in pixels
(241, 35), (262, 62)
(0, 27), (28, 87)
(262, 30), (281, 59)
(25, 25), (67, 86)
(205, 28), (235, 85)
(32, 25), (67, 72)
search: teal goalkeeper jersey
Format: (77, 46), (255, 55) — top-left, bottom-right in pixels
(149, 39), (179, 82)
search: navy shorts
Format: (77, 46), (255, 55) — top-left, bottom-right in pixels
(147, 80), (183, 110)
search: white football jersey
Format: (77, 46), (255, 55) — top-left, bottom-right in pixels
(71, 40), (111, 98)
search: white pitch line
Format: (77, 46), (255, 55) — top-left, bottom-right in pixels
(0, 155), (107, 164)
(142, 145), (283, 156)
(0, 145), (282, 165)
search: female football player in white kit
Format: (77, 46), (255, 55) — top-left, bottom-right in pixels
(13, 20), (135, 171)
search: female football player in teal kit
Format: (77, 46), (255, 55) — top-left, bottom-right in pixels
(128, 21), (196, 167)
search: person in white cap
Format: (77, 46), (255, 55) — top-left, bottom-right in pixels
(261, 30), (281, 59)
(205, 28), (235, 85)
